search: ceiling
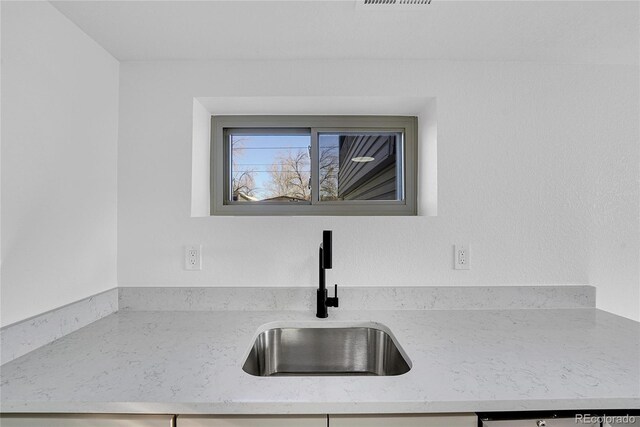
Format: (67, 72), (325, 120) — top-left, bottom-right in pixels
(51, 1), (639, 64)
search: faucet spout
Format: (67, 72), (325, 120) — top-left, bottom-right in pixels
(316, 230), (339, 318)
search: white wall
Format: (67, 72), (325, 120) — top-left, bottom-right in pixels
(190, 99), (211, 218)
(118, 60), (639, 321)
(1, 1), (119, 327)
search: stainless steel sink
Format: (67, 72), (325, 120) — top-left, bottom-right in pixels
(242, 325), (411, 376)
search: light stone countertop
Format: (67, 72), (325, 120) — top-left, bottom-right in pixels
(1, 308), (638, 414)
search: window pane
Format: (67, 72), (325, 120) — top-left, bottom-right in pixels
(318, 132), (402, 201)
(230, 133), (311, 203)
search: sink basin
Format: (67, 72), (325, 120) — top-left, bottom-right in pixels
(242, 325), (411, 376)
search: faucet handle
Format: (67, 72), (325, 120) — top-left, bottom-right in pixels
(327, 284), (339, 308)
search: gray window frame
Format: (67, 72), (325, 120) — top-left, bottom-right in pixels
(210, 115), (418, 216)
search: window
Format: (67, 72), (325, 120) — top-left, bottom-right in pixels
(211, 116), (417, 215)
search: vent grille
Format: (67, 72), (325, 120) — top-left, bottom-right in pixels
(363, 0), (432, 5)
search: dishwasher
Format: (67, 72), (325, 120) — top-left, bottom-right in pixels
(478, 411), (639, 427)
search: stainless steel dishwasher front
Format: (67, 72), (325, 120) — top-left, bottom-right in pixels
(481, 417), (599, 427)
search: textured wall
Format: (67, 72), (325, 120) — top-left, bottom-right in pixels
(115, 60), (638, 320)
(1, 2), (119, 326)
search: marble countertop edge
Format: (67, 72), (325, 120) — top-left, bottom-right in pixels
(2, 397), (639, 415)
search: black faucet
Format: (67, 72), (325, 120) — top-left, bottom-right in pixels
(317, 230), (339, 318)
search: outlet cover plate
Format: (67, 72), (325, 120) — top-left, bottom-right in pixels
(185, 245), (202, 271)
(454, 244), (470, 270)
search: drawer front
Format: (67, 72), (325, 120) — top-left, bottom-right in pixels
(330, 414), (477, 427)
(0, 414), (174, 427)
(177, 415), (326, 427)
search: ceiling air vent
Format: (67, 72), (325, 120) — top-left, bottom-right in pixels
(362, 0), (432, 5)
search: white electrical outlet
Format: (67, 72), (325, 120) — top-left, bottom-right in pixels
(454, 244), (470, 270)
(185, 245), (202, 270)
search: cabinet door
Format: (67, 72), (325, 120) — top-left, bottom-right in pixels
(178, 415), (327, 427)
(329, 414), (477, 427)
(0, 414), (174, 427)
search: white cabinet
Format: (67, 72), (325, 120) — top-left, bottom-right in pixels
(0, 414), (174, 427)
(1, 413), (478, 427)
(178, 415), (327, 427)
(179, 414), (476, 427)
(329, 414), (477, 427)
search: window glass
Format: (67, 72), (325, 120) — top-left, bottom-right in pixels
(318, 132), (402, 201)
(213, 116), (417, 216)
(230, 133), (311, 203)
